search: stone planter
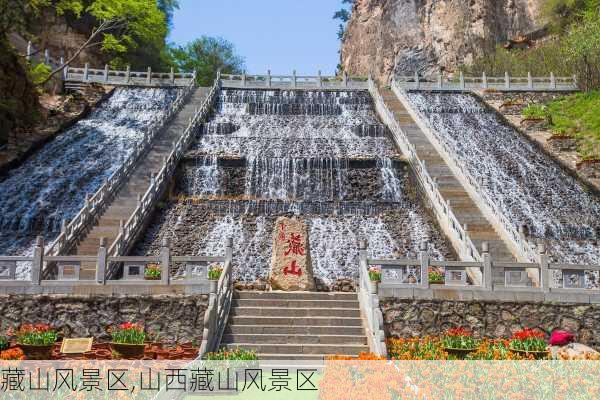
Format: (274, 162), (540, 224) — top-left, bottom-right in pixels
(144, 276), (161, 281)
(19, 344), (54, 360)
(444, 347), (476, 359)
(369, 280), (379, 294)
(110, 343), (146, 359)
(209, 279), (218, 293)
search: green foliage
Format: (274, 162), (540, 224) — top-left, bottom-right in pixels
(110, 323), (146, 345)
(428, 271), (445, 284)
(0, 336), (8, 351)
(545, 90), (600, 159)
(169, 36), (245, 86)
(521, 104), (548, 119)
(208, 264), (223, 280)
(144, 264), (161, 280)
(205, 348), (258, 361)
(333, 0), (355, 40)
(28, 62), (51, 86)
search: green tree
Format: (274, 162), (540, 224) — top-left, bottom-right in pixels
(562, 8), (600, 89)
(333, 0), (355, 40)
(169, 36), (245, 86)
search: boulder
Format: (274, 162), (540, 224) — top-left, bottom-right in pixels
(269, 217), (315, 291)
(551, 343), (600, 360)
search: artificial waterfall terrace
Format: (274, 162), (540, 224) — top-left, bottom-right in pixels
(0, 68), (597, 358)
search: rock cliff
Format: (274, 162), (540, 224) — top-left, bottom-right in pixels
(340, 0), (545, 82)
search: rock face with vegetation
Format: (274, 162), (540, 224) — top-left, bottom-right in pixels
(0, 38), (38, 149)
(340, 0), (544, 82)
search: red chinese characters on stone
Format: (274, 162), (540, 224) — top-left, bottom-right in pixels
(278, 222), (286, 242)
(283, 260), (302, 277)
(285, 233), (305, 256)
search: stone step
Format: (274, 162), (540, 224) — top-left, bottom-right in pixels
(233, 291), (357, 301)
(224, 325), (365, 336)
(222, 343), (368, 355)
(232, 299), (359, 309)
(254, 354), (332, 361)
(230, 307), (360, 318)
(222, 334), (367, 345)
(228, 316), (363, 327)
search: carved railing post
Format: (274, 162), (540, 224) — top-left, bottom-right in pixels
(419, 241), (430, 289)
(550, 72), (556, 89)
(84, 63), (89, 81)
(147, 66), (152, 85)
(31, 236), (44, 285)
(96, 237), (107, 284)
(126, 65), (131, 83)
(343, 71), (348, 88)
(26, 41), (32, 61)
(104, 64), (109, 83)
(505, 71), (510, 90)
(527, 71), (533, 89)
(482, 241), (492, 290)
(170, 67), (175, 84)
(266, 70), (271, 88)
(414, 71), (420, 90)
(459, 71), (465, 90)
(292, 70), (297, 89)
(437, 71), (443, 89)
(482, 71), (488, 89)
(318, 70), (323, 88)
(537, 241), (550, 292)
(160, 237), (170, 285)
(242, 71), (246, 87)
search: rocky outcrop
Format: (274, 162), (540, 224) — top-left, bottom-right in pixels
(341, 0), (545, 82)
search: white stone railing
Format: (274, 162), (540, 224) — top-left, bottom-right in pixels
(199, 238), (234, 357)
(0, 236), (230, 295)
(369, 78), (483, 268)
(106, 78), (220, 264)
(65, 64), (196, 87)
(221, 71), (369, 90)
(358, 240), (387, 357)
(391, 80), (540, 265)
(395, 72), (578, 92)
(44, 78), (197, 260)
(369, 240), (600, 304)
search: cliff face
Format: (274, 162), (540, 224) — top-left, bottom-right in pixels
(341, 0), (545, 82)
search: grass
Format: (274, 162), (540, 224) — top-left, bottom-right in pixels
(544, 91), (600, 160)
(521, 104), (548, 120)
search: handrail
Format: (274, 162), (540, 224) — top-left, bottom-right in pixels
(394, 72), (578, 92)
(44, 77), (197, 263)
(64, 64), (196, 87)
(106, 77), (220, 266)
(220, 71), (369, 89)
(391, 79), (540, 265)
(358, 240), (387, 357)
(368, 77), (482, 266)
(199, 238), (233, 357)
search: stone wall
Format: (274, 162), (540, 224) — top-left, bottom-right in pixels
(0, 294), (209, 345)
(381, 298), (600, 347)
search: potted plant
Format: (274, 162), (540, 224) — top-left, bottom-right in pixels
(208, 264), (224, 293)
(429, 270), (445, 285)
(509, 328), (549, 359)
(368, 266), (381, 294)
(109, 323), (146, 359)
(442, 328), (478, 358)
(13, 324), (57, 360)
(144, 264), (161, 280)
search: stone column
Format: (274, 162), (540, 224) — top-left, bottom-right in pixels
(96, 237), (107, 284)
(482, 72), (488, 89)
(147, 67), (152, 85)
(160, 237), (170, 285)
(84, 63), (89, 82)
(419, 241), (429, 289)
(104, 64), (109, 83)
(505, 71), (510, 90)
(537, 242), (550, 292)
(550, 72), (556, 89)
(31, 236), (44, 285)
(482, 242), (492, 290)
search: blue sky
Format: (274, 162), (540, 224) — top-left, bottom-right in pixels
(168, 0), (345, 75)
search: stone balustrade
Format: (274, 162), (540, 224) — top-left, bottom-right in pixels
(105, 77), (220, 275)
(0, 236), (232, 296)
(391, 80), (541, 265)
(369, 240), (600, 304)
(369, 78), (482, 266)
(221, 71), (369, 90)
(395, 71), (578, 92)
(44, 78), (197, 260)
(65, 64), (196, 87)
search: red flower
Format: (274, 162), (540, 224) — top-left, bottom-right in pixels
(513, 328), (545, 340)
(446, 327), (472, 337)
(550, 330), (575, 346)
(118, 322), (142, 331)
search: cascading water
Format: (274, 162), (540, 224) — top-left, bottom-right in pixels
(407, 92), (600, 265)
(135, 89), (454, 286)
(0, 87), (181, 260)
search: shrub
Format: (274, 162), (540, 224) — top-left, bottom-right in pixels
(327, 352), (386, 360)
(0, 335), (8, 351)
(13, 324), (57, 346)
(387, 337), (448, 360)
(110, 323), (146, 345)
(0, 348), (25, 361)
(521, 104), (548, 120)
(205, 348), (258, 361)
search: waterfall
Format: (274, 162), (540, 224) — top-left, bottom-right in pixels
(408, 92), (600, 264)
(0, 87), (182, 257)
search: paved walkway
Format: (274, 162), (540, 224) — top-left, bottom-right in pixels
(381, 88), (515, 271)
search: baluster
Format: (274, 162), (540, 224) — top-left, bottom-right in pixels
(147, 66), (152, 85)
(161, 237), (170, 285)
(505, 71), (510, 90)
(96, 237), (107, 284)
(84, 63), (89, 81)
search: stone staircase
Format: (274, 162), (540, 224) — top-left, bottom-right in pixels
(380, 88), (515, 283)
(221, 291), (370, 360)
(74, 87), (211, 279)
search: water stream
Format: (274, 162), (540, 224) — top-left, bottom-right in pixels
(0, 87), (181, 260)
